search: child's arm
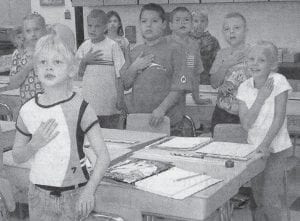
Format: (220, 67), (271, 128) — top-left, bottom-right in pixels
(192, 46), (211, 105)
(13, 119), (59, 163)
(112, 43), (127, 111)
(77, 48), (103, 77)
(77, 108), (110, 218)
(123, 38), (131, 65)
(149, 91), (182, 127)
(210, 51), (245, 89)
(239, 78), (274, 130)
(256, 91), (288, 155)
(8, 57), (33, 90)
(121, 51), (154, 90)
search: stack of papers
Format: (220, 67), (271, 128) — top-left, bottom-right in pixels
(135, 167), (222, 199)
(196, 142), (257, 160)
(84, 141), (134, 171)
(0, 120), (15, 132)
(154, 137), (212, 151)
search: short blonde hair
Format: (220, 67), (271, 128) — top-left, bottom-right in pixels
(224, 12), (247, 27)
(87, 9), (108, 25)
(34, 33), (79, 76)
(255, 40), (278, 71)
(192, 11), (208, 22)
(23, 13), (46, 29)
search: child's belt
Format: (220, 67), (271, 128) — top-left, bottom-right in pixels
(96, 60), (114, 66)
(35, 182), (87, 197)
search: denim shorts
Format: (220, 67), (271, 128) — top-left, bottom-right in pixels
(28, 183), (84, 221)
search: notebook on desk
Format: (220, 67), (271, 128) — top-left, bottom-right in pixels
(151, 136), (212, 151)
(196, 142), (257, 161)
(135, 167), (222, 199)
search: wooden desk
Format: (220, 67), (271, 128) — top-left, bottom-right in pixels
(115, 147), (265, 221)
(1, 123), (266, 221)
(186, 86), (300, 130)
(1, 125), (166, 205)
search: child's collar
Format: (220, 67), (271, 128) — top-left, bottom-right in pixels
(229, 43), (247, 54)
(144, 37), (164, 46)
(252, 73), (274, 89)
(91, 36), (106, 44)
(171, 33), (190, 44)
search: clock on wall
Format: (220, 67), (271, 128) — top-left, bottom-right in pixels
(40, 0), (65, 6)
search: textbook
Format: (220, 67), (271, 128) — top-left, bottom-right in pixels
(153, 137), (212, 151)
(196, 142), (257, 160)
(105, 158), (173, 184)
(135, 167), (222, 199)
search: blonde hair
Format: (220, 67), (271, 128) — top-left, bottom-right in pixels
(224, 12), (247, 27)
(192, 11), (208, 22)
(34, 33), (79, 77)
(255, 40), (278, 71)
(23, 13), (46, 29)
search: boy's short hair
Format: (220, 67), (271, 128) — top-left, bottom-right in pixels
(87, 9), (108, 24)
(170, 7), (192, 22)
(139, 3), (166, 22)
(256, 40), (278, 70)
(224, 12), (247, 26)
(23, 13), (46, 28)
(192, 11), (208, 23)
(34, 34), (78, 73)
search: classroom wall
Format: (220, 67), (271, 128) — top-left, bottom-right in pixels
(31, 0), (76, 39)
(82, 1), (300, 52)
(0, 0), (31, 28)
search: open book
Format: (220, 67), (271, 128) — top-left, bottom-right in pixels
(135, 167), (222, 199)
(196, 142), (257, 161)
(153, 137), (212, 151)
(105, 158), (173, 184)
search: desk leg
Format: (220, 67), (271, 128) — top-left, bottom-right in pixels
(218, 201), (233, 221)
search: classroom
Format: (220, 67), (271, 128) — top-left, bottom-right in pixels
(0, 0), (300, 220)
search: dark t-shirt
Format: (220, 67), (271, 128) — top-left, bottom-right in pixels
(129, 37), (187, 125)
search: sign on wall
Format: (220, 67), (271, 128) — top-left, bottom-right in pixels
(40, 0), (65, 6)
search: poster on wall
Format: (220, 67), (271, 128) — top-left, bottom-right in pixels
(40, 0), (65, 6)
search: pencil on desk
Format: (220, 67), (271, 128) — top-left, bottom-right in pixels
(175, 173), (205, 182)
(104, 139), (138, 144)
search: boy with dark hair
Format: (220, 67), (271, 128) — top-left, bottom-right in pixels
(122, 3), (189, 135)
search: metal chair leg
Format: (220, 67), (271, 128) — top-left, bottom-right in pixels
(183, 115), (196, 137)
(219, 201), (233, 221)
(283, 169), (291, 221)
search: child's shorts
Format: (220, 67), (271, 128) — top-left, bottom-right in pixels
(28, 182), (85, 221)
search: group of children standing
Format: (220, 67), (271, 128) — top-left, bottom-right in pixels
(0, 2), (293, 221)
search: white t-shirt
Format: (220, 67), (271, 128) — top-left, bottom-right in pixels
(76, 37), (125, 115)
(236, 72), (292, 153)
